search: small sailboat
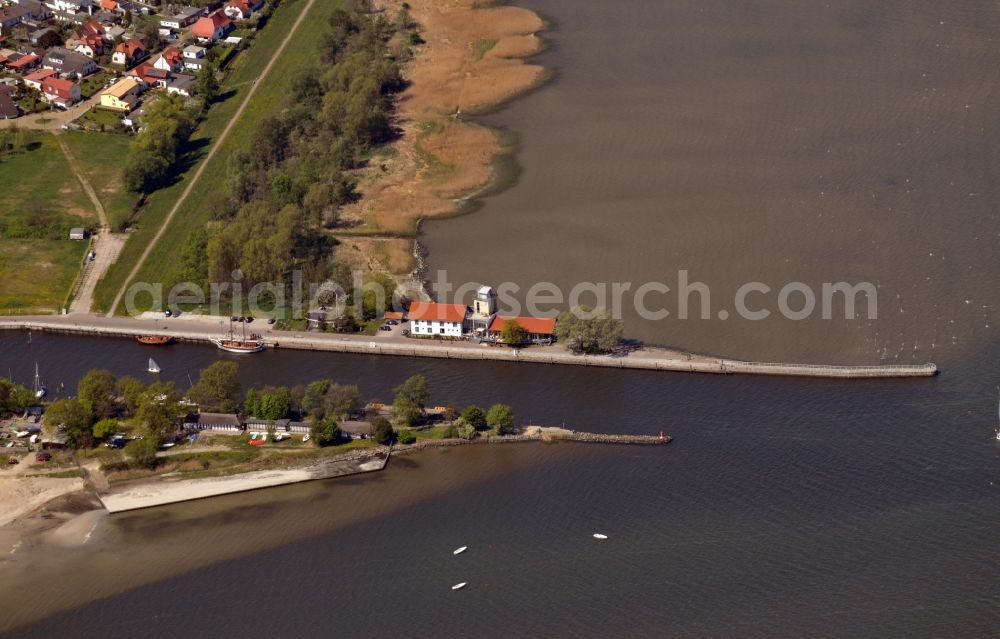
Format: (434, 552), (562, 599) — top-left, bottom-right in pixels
(33, 362), (46, 399)
(592, 533), (609, 540)
(148, 358), (161, 374)
(453, 546), (468, 556)
(451, 582), (467, 591)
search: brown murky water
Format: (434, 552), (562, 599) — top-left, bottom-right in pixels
(424, 0), (1000, 365)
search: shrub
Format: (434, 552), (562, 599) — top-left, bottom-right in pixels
(460, 405), (486, 431)
(397, 429), (416, 445)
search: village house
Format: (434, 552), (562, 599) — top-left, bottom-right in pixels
(0, 5), (31, 31)
(223, 0), (262, 21)
(407, 302), (469, 337)
(184, 412), (242, 432)
(23, 67), (57, 89)
(42, 47), (98, 76)
(45, 0), (93, 15)
(191, 10), (232, 42)
(73, 31), (105, 57)
(152, 45), (183, 72)
(7, 52), (40, 71)
(127, 62), (168, 87)
(41, 75), (80, 107)
(485, 315), (557, 345)
(11, 0), (54, 21)
(0, 90), (18, 119)
(165, 73), (195, 97)
(112, 37), (146, 66)
(181, 44), (206, 71)
(99, 76), (141, 111)
(159, 6), (201, 29)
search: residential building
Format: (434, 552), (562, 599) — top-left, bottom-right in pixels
(0, 92), (18, 119)
(152, 45), (182, 72)
(7, 52), (40, 71)
(191, 11), (232, 42)
(407, 302), (469, 337)
(46, 0), (93, 14)
(0, 5), (31, 31)
(468, 284), (498, 333)
(28, 26), (60, 47)
(73, 31), (105, 57)
(181, 44), (206, 71)
(165, 73), (195, 96)
(159, 6), (201, 29)
(23, 67), (57, 89)
(223, 0), (262, 21)
(99, 76), (142, 111)
(184, 412), (242, 431)
(42, 47), (98, 76)
(12, 0), (54, 21)
(112, 37), (146, 66)
(486, 315), (558, 345)
(41, 75), (80, 107)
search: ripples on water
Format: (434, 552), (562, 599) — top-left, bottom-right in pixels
(5, 0), (1000, 634)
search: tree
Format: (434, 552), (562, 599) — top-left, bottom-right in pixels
(78, 368), (117, 420)
(322, 383), (362, 419)
(310, 417), (341, 446)
(92, 418), (118, 440)
(116, 376), (145, 416)
(136, 381), (182, 438)
(500, 319), (527, 346)
(258, 386), (291, 420)
(460, 405), (486, 431)
(486, 403), (514, 435)
(125, 436), (160, 468)
(302, 379), (332, 416)
(396, 429), (416, 444)
(44, 398), (92, 448)
(197, 65), (219, 104)
(554, 306), (624, 354)
(243, 387), (261, 416)
(189, 361), (240, 411)
(372, 416), (394, 445)
(390, 396), (421, 429)
(394, 374), (429, 410)
(0, 378), (33, 414)
(456, 422), (477, 440)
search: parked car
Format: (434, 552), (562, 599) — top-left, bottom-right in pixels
(35, 452), (51, 462)
(267, 318), (276, 325)
(379, 325), (392, 332)
(401, 329), (410, 336)
(164, 309), (172, 317)
(386, 319), (399, 325)
(7, 457), (18, 465)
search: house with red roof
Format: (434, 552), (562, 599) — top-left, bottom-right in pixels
(7, 53), (40, 72)
(73, 31), (105, 57)
(486, 315), (557, 345)
(41, 76), (80, 108)
(23, 67), (58, 90)
(191, 11), (233, 42)
(127, 62), (169, 88)
(223, 0), (263, 21)
(152, 45), (183, 72)
(112, 37), (147, 66)
(407, 302), (470, 337)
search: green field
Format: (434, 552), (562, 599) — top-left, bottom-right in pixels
(61, 131), (138, 230)
(94, 0), (342, 315)
(0, 239), (87, 313)
(0, 134), (99, 314)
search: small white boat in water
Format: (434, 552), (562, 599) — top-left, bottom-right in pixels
(148, 358), (161, 373)
(453, 546), (467, 555)
(452, 582), (467, 591)
(593, 533), (608, 540)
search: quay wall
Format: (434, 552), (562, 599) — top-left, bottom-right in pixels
(0, 317), (938, 379)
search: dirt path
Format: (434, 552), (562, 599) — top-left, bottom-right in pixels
(0, 94), (100, 131)
(106, 0), (319, 317)
(58, 134), (128, 314)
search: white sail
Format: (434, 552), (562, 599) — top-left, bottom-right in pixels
(148, 358), (161, 373)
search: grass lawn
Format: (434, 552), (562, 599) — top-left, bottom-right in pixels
(61, 131), (138, 230)
(0, 134), (94, 228)
(94, 0), (344, 315)
(0, 239), (88, 313)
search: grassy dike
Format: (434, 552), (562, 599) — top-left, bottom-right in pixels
(93, 0), (342, 315)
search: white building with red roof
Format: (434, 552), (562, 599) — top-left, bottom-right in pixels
(486, 315), (557, 345)
(407, 302), (469, 337)
(41, 76), (80, 108)
(191, 11), (233, 42)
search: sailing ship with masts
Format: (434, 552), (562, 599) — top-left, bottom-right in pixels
(213, 318), (265, 353)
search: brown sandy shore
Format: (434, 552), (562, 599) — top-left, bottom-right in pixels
(334, 0), (549, 282)
(0, 313), (938, 378)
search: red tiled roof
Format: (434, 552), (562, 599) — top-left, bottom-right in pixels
(487, 315), (557, 335)
(8, 53), (39, 69)
(101, 0), (118, 10)
(383, 311), (404, 320)
(192, 11), (232, 38)
(116, 38), (145, 56)
(161, 46), (182, 63)
(407, 302), (468, 323)
(24, 68), (57, 82)
(42, 77), (76, 99)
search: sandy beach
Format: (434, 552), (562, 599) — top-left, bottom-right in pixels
(0, 454), (86, 528)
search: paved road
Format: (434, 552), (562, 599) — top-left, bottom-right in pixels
(0, 94), (100, 131)
(106, 0), (320, 317)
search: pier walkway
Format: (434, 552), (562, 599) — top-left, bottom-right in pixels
(0, 314), (938, 379)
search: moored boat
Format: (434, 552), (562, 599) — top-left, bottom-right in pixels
(451, 582), (467, 591)
(214, 318), (265, 353)
(137, 335), (175, 345)
(453, 546), (468, 556)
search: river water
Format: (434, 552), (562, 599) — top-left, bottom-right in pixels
(4, 0), (1000, 636)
